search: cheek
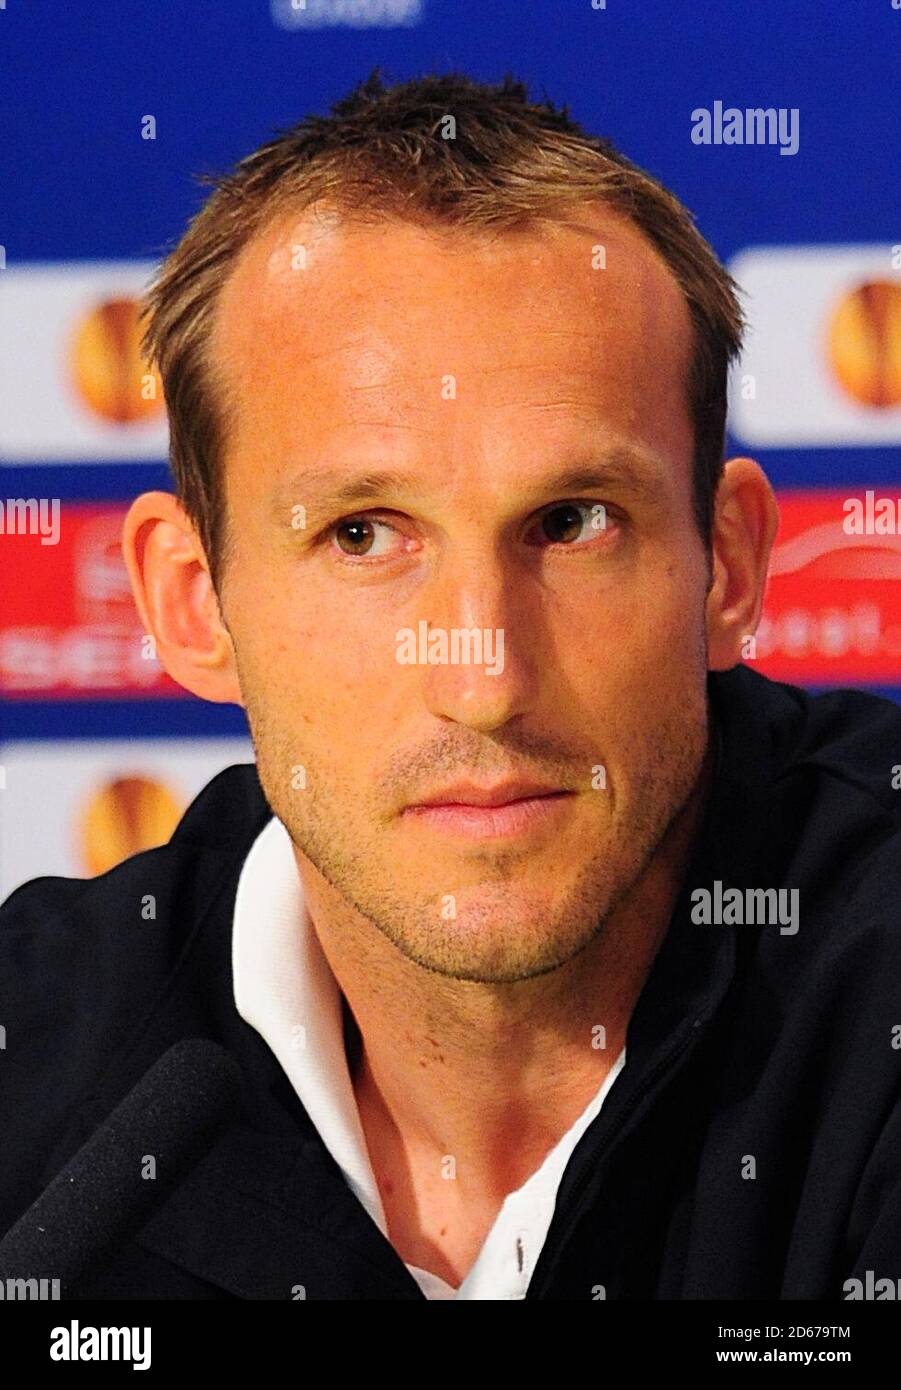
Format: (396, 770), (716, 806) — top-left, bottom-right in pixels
(563, 556), (704, 642)
(555, 566), (707, 715)
(237, 575), (408, 727)
(628, 549), (710, 647)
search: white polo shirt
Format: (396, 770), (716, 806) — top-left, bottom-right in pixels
(232, 814), (626, 1300)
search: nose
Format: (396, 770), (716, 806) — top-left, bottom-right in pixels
(413, 555), (543, 733)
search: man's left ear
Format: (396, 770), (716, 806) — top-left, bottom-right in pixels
(705, 457), (779, 671)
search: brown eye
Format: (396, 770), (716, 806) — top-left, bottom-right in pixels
(335, 518), (376, 555)
(541, 503), (586, 544)
(331, 516), (399, 559)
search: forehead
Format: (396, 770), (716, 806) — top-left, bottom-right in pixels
(210, 201), (694, 468)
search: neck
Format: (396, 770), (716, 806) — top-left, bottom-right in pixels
(294, 747), (714, 1203)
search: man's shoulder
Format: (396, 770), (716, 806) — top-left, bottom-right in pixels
(0, 761), (273, 1230)
(720, 667), (901, 969)
(721, 664), (901, 829)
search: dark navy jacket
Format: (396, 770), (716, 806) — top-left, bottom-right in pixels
(2, 664), (901, 1299)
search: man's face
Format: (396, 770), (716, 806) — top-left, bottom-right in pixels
(211, 203), (711, 982)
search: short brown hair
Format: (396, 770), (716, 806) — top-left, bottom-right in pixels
(142, 69), (745, 594)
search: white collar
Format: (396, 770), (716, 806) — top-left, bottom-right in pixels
(232, 814), (388, 1232)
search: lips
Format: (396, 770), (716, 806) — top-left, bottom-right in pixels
(408, 780), (564, 809)
(401, 786), (573, 840)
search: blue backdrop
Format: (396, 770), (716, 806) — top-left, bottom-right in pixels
(2, 0), (899, 748)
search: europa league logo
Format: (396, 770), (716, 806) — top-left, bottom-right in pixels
(69, 296), (163, 424)
(826, 279), (901, 409)
(78, 775), (184, 877)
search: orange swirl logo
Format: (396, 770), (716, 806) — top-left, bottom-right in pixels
(69, 297), (163, 424)
(826, 279), (901, 408)
(78, 775), (184, 876)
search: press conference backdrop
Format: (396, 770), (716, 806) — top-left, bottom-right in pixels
(1, 0), (899, 896)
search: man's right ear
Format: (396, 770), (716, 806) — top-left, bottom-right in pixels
(121, 491), (244, 706)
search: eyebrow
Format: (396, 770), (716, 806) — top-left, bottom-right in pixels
(269, 445), (669, 520)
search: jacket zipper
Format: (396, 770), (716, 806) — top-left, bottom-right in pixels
(528, 1016), (705, 1294)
